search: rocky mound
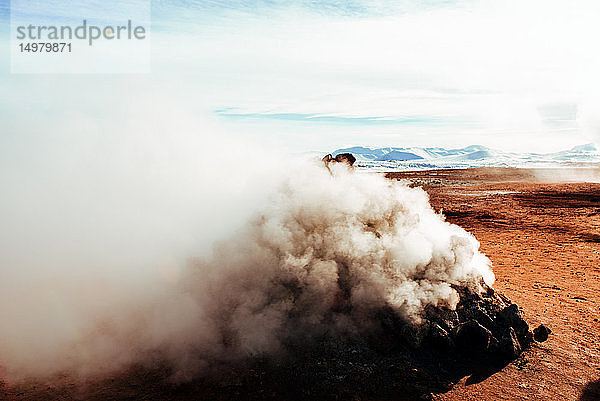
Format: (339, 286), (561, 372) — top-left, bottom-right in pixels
(180, 281), (548, 401)
(1, 282), (549, 401)
(3, 154), (551, 401)
(166, 154), (551, 400)
(184, 153), (548, 400)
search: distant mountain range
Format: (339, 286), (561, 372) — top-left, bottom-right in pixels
(330, 144), (600, 170)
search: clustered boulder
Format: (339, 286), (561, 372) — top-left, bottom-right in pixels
(417, 282), (548, 363)
(217, 282), (550, 400)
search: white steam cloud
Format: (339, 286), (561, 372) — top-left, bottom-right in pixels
(0, 86), (493, 381)
(0, 138), (494, 381)
(185, 162), (495, 360)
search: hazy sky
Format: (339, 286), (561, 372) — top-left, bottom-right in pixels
(1, 0), (600, 152)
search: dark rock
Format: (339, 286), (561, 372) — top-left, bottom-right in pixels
(498, 327), (522, 359)
(471, 307), (498, 333)
(498, 304), (531, 345)
(533, 324), (551, 342)
(424, 305), (460, 332)
(400, 324), (426, 349)
(454, 320), (493, 354)
(322, 153), (356, 168)
(498, 304), (526, 329)
(334, 153), (356, 166)
(426, 323), (455, 352)
(322, 154), (333, 163)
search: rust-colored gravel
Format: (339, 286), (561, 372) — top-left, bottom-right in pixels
(386, 168), (600, 401)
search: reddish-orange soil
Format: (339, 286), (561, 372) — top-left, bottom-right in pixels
(2, 167), (599, 400)
(386, 167), (600, 401)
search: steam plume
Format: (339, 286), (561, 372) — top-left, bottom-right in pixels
(0, 153), (494, 382)
(185, 162), (494, 360)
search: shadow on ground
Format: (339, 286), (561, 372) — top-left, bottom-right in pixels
(1, 342), (514, 401)
(2, 286), (536, 401)
(579, 378), (600, 401)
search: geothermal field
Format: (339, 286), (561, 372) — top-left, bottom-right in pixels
(388, 167), (600, 401)
(1, 166), (599, 400)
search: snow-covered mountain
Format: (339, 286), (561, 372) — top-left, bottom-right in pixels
(332, 145), (489, 161)
(330, 144), (600, 170)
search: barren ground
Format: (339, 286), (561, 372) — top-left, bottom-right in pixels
(2, 167), (600, 400)
(386, 167), (600, 401)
